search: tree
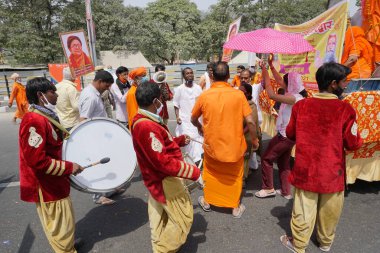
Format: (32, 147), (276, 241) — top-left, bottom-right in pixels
(198, 0), (328, 62)
(3, 0), (68, 64)
(136, 0), (202, 65)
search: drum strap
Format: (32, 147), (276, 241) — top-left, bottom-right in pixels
(132, 117), (173, 139)
(131, 118), (150, 131)
(30, 108), (71, 139)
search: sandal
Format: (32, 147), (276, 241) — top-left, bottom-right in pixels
(232, 204), (246, 219)
(280, 235), (297, 253)
(95, 196), (115, 205)
(255, 189), (276, 198)
(115, 188), (126, 194)
(276, 189), (293, 200)
(198, 196), (211, 212)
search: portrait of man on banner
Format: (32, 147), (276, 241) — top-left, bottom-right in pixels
(222, 17), (241, 62)
(59, 30), (95, 78)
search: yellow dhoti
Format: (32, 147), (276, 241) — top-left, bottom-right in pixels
(203, 153), (244, 208)
(148, 177), (193, 253)
(36, 190), (76, 253)
(291, 188), (344, 253)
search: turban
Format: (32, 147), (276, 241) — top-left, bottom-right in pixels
(287, 72), (305, 95)
(10, 73), (20, 80)
(129, 67), (147, 80)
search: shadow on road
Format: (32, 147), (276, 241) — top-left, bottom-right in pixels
(75, 196), (148, 253)
(347, 179), (380, 195)
(0, 174), (16, 195)
(270, 200), (293, 235)
(17, 224), (35, 253)
(180, 213), (208, 253)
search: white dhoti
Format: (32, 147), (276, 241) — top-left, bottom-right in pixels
(176, 121), (203, 163)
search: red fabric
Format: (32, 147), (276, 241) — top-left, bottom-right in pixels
(131, 113), (201, 203)
(261, 134), (294, 195)
(19, 112), (73, 203)
(286, 98), (363, 193)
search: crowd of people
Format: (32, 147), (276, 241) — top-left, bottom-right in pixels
(14, 58), (363, 253)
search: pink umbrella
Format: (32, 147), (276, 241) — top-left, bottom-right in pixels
(223, 28), (314, 54)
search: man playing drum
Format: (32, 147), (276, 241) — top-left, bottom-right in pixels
(78, 70), (123, 205)
(19, 77), (84, 253)
(131, 81), (204, 253)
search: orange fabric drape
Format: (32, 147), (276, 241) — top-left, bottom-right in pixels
(9, 82), (29, 119)
(126, 85), (138, 129)
(231, 75), (241, 87)
(203, 153), (244, 208)
(362, 0), (380, 62)
(342, 26), (374, 80)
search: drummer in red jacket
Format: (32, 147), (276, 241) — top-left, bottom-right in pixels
(19, 77), (84, 253)
(131, 81), (204, 253)
(279, 63), (363, 253)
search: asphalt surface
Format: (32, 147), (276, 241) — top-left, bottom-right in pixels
(0, 103), (380, 253)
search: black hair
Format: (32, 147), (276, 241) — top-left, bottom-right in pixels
(182, 67), (193, 77)
(316, 62), (351, 92)
(116, 66), (128, 76)
(26, 77), (56, 104)
(155, 64), (166, 72)
(94, 70), (114, 84)
(136, 81), (161, 107)
(237, 65), (246, 70)
(283, 73), (289, 87)
(206, 62), (214, 70)
(299, 89), (308, 98)
(67, 36), (82, 49)
(277, 87), (285, 95)
(241, 82), (252, 100)
(212, 61), (230, 81)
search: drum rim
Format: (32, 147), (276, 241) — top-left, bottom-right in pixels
(63, 117), (137, 193)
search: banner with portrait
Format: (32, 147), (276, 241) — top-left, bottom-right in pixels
(222, 17), (242, 62)
(59, 30), (95, 78)
(274, 1), (348, 90)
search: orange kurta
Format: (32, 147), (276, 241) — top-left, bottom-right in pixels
(362, 0), (380, 63)
(342, 26), (374, 80)
(231, 75), (241, 87)
(126, 84), (138, 129)
(9, 82), (28, 119)
(192, 81), (252, 208)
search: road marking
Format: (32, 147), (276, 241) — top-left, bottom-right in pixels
(0, 181), (20, 188)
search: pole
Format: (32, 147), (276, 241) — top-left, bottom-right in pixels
(85, 0), (97, 66)
(4, 75), (10, 98)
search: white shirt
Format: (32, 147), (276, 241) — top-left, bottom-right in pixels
(110, 82), (129, 123)
(251, 83), (264, 125)
(173, 83), (203, 162)
(78, 84), (107, 119)
(276, 93), (303, 137)
(202, 72), (211, 90)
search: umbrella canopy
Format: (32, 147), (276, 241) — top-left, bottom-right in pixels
(223, 28), (314, 55)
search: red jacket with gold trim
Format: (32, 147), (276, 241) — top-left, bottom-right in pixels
(19, 112), (73, 202)
(132, 113), (201, 203)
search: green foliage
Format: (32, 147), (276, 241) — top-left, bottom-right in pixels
(135, 0), (202, 64)
(1, 0), (329, 65)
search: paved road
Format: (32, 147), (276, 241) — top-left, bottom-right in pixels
(0, 104), (380, 253)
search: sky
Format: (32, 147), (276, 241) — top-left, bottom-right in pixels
(124, 0), (359, 15)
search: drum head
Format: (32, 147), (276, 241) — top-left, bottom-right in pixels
(63, 118), (137, 193)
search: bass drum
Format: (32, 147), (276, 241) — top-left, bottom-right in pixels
(62, 118), (137, 193)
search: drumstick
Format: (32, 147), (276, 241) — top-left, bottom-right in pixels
(82, 157), (110, 169)
(189, 137), (209, 147)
